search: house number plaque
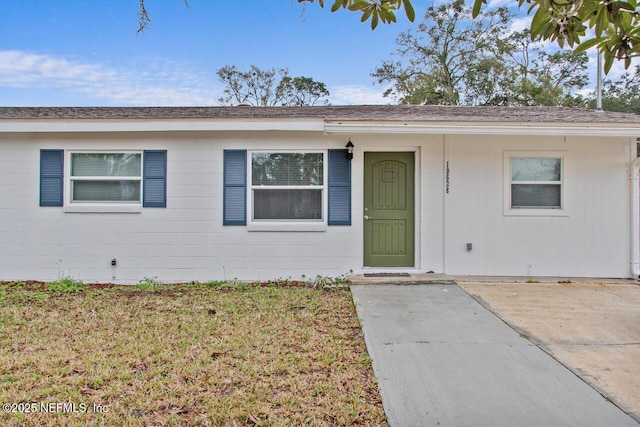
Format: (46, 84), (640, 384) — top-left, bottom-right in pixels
(446, 161), (450, 194)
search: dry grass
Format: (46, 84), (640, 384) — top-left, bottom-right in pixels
(0, 281), (387, 426)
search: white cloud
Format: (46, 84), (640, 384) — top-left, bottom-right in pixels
(486, 0), (516, 9)
(508, 16), (532, 34)
(0, 51), (394, 107)
(0, 50), (220, 106)
(329, 85), (390, 105)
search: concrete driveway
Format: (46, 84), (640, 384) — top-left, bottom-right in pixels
(458, 278), (640, 423)
(351, 280), (639, 427)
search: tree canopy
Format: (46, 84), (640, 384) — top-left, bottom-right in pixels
(372, 0), (589, 106)
(296, 0), (639, 72)
(216, 65), (330, 106)
(587, 64), (640, 112)
(372, 0), (513, 105)
(497, 0), (640, 72)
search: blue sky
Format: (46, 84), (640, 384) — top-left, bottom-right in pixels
(0, 1), (630, 106)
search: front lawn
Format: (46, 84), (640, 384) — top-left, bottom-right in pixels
(0, 281), (387, 426)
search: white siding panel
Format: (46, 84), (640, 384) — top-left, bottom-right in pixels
(0, 133), (365, 283)
(1, 129), (631, 282)
(444, 135), (632, 277)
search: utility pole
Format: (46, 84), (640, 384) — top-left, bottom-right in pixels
(596, 51), (603, 112)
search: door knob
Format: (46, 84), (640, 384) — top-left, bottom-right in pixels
(364, 215), (373, 220)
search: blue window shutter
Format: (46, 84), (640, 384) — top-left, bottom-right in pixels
(224, 150), (247, 225)
(328, 149), (351, 225)
(40, 149), (64, 206)
(143, 150), (167, 207)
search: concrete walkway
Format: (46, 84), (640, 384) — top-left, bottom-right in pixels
(351, 283), (639, 427)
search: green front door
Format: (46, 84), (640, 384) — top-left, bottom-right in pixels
(364, 152), (415, 267)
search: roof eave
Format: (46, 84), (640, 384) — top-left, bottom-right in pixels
(0, 118), (326, 133)
(323, 121), (640, 137)
(1, 117), (638, 137)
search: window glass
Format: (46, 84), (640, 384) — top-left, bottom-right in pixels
(511, 158), (561, 182)
(70, 153), (142, 203)
(511, 184), (561, 208)
(72, 181), (141, 202)
(254, 189), (322, 220)
(252, 153), (323, 186)
(72, 153), (141, 177)
(511, 158), (562, 209)
(251, 152), (324, 221)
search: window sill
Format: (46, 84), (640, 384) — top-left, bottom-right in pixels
(63, 205), (142, 214)
(247, 222), (327, 232)
(503, 208), (569, 217)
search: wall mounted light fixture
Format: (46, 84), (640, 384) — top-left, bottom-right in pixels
(346, 139), (354, 160)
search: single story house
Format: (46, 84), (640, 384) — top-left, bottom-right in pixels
(1, 105), (639, 283)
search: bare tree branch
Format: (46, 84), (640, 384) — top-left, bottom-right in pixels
(138, 0), (189, 34)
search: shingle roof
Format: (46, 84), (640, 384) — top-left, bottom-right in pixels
(0, 105), (638, 124)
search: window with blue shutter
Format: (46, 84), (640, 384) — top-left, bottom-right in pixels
(143, 150), (167, 207)
(328, 149), (351, 225)
(224, 150), (247, 225)
(40, 149), (64, 206)
(225, 149), (351, 227)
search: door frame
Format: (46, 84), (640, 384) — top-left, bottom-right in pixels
(361, 148), (420, 270)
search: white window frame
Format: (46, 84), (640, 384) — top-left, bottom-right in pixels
(64, 150), (143, 213)
(503, 151), (568, 217)
(247, 150), (327, 232)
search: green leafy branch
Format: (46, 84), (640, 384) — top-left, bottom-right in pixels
(299, 0), (415, 29)
(473, 0), (640, 72)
